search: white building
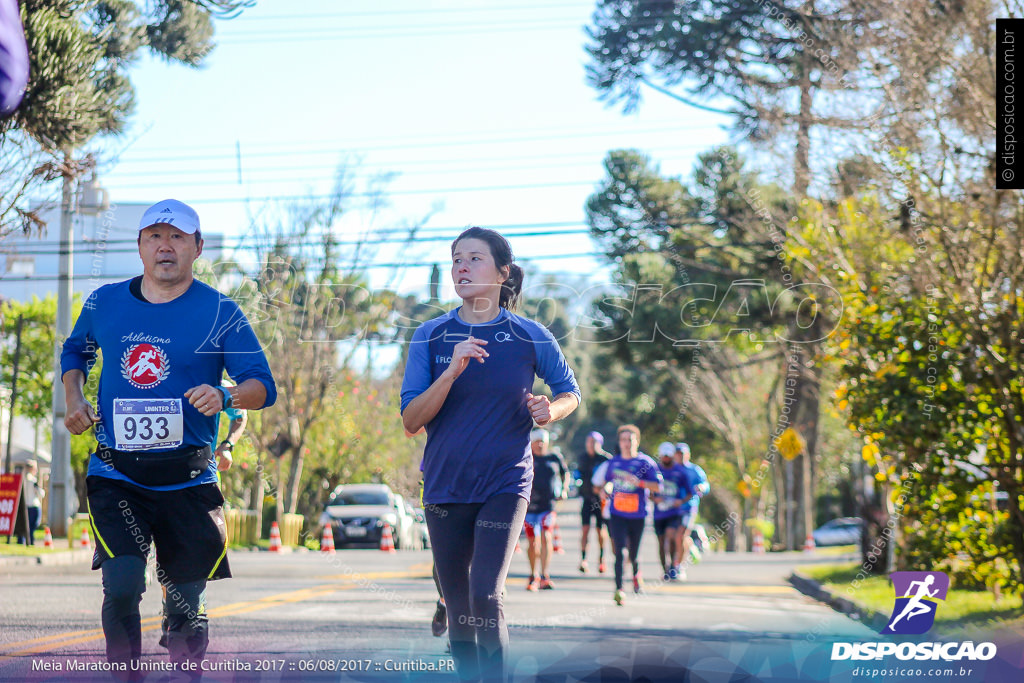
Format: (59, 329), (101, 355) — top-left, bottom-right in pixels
(0, 191), (224, 303)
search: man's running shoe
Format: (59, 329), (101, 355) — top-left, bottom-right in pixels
(578, 559), (588, 573)
(676, 565), (687, 581)
(633, 574), (643, 594)
(598, 561), (607, 574)
(613, 589), (624, 606)
(431, 600), (447, 637)
(539, 576), (555, 590)
(526, 576), (539, 592)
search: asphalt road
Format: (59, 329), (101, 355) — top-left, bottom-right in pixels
(1, 499), (1019, 682)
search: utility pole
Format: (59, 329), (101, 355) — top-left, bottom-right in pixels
(4, 314), (24, 474)
(48, 149), (75, 537)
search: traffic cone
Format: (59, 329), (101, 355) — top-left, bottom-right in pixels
(752, 530), (765, 554)
(803, 534), (816, 553)
(78, 527), (91, 549)
(42, 527), (53, 549)
(268, 521), (283, 553)
(320, 524), (335, 554)
(379, 524), (396, 553)
(552, 522), (565, 555)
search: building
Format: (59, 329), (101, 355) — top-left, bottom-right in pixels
(0, 190), (224, 303)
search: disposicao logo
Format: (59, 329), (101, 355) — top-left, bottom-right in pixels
(881, 571), (949, 635)
(831, 570), (997, 663)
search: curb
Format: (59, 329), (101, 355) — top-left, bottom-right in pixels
(789, 570), (889, 631)
(0, 547), (94, 568)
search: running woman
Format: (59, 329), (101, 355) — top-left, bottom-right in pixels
(400, 227), (580, 681)
(61, 199), (276, 673)
(576, 430), (610, 574)
(592, 425), (662, 606)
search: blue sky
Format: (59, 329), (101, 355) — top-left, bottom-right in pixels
(95, 0), (731, 296)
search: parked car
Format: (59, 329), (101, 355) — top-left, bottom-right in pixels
(392, 493), (418, 550)
(318, 483), (410, 549)
(812, 517), (863, 547)
(413, 507), (431, 549)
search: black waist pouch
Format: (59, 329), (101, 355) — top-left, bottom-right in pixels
(97, 444), (213, 486)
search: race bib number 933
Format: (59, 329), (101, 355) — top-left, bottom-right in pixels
(113, 399), (184, 451)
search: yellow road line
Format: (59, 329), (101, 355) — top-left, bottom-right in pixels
(654, 584), (795, 594)
(0, 568), (429, 662)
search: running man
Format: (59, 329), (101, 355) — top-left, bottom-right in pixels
(524, 428), (569, 591)
(652, 442), (691, 581)
(887, 575), (939, 630)
(677, 442), (709, 578)
(61, 199), (276, 674)
(400, 227), (580, 681)
(576, 430), (610, 574)
(592, 425), (662, 606)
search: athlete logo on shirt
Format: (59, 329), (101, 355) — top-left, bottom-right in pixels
(120, 343), (170, 389)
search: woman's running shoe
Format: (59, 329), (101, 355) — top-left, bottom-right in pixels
(431, 600), (447, 637)
(614, 589), (625, 606)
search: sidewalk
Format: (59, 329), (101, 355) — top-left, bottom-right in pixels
(788, 569), (888, 631)
(0, 541), (94, 568)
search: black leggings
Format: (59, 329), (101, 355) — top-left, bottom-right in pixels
(608, 515), (646, 590)
(425, 494), (527, 682)
(100, 555), (208, 667)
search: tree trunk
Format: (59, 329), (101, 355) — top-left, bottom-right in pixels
(794, 53), (813, 197)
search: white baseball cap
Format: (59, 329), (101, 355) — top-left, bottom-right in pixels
(139, 199), (201, 234)
(530, 428), (550, 444)
(657, 441), (676, 457)
(676, 442), (691, 456)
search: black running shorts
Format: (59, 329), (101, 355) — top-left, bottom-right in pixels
(86, 475), (230, 584)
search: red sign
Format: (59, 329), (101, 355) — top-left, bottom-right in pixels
(0, 473), (23, 536)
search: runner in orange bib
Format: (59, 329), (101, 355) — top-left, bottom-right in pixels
(591, 424), (663, 605)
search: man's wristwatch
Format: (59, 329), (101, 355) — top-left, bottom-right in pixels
(218, 385), (234, 410)
(219, 441), (234, 453)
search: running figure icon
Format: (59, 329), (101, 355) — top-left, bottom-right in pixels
(886, 574), (938, 630)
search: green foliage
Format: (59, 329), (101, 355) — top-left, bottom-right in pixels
(11, 1), (217, 148)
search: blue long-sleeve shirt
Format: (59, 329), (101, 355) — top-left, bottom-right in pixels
(61, 278), (276, 491)
(401, 307), (580, 505)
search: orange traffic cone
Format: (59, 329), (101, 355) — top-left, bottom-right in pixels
(379, 524), (396, 553)
(42, 527), (53, 549)
(268, 521), (283, 553)
(78, 527), (91, 549)
(552, 522), (565, 555)
(752, 530), (765, 554)
(320, 524), (336, 554)
(803, 534), (816, 553)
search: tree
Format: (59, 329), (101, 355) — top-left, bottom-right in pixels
(585, 146), (845, 548)
(1, 1), (249, 239)
(586, 0), (869, 195)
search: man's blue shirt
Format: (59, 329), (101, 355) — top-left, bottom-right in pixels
(681, 462), (709, 510)
(654, 463), (693, 520)
(61, 278), (276, 491)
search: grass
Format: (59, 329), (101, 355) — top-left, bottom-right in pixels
(0, 539), (67, 556)
(798, 561), (1024, 636)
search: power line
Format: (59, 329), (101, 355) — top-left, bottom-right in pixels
(230, 4), (594, 22)
(102, 125), (712, 163)
(0, 252), (608, 282)
(0, 228), (594, 256)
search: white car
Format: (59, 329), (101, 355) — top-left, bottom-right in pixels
(812, 517), (862, 547)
